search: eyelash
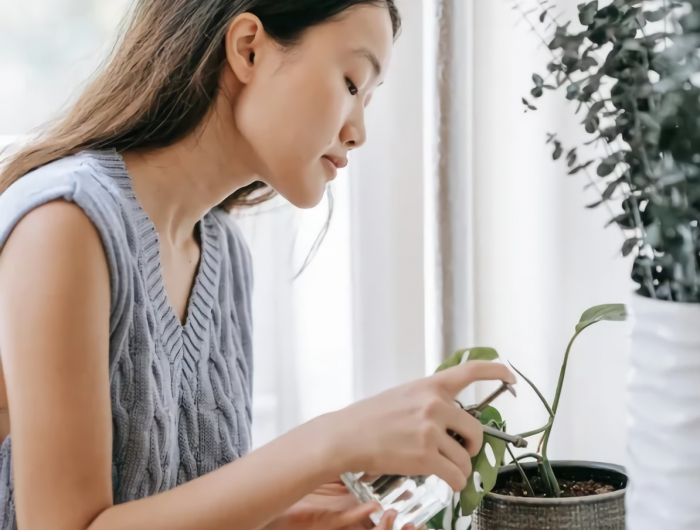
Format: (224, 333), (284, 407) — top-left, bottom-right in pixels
(346, 78), (358, 96)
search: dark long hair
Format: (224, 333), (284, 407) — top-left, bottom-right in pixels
(0, 0), (401, 209)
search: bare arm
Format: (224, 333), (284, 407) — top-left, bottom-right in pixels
(0, 202), (338, 530)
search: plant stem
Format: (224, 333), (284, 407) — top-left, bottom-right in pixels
(509, 362), (556, 439)
(541, 457), (562, 497)
(550, 331), (579, 417)
(514, 453), (544, 463)
(539, 333), (576, 452)
(509, 362), (555, 417)
(518, 418), (553, 439)
(537, 329), (581, 498)
(507, 445), (536, 497)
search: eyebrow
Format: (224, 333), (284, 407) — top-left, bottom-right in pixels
(354, 48), (382, 78)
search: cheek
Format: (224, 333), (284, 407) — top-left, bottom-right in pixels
(236, 71), (346, 177)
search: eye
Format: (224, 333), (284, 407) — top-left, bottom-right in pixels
(346, 78), (359, 96)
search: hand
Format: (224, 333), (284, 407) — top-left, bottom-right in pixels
(264, 481), (415, 530)
(323, 361), (516, 493)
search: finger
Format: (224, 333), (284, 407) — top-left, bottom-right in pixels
(444, 403), (484, 457)
(374, 510), (397, 529)
(335, 502), (381, 528)
(429, 454), (468, 492)
(432, 361), (516, 396)
(437, 432), (473, 478)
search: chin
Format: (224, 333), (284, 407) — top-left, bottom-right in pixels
(275, 170), (328, 210)
(288, 190), (326, 209)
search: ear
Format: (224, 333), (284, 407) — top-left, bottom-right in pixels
(225, 13), (266, 85)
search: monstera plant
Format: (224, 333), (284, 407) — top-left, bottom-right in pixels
(427, 304), (627, 530)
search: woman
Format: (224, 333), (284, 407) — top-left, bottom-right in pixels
(0, 2), (515, 530)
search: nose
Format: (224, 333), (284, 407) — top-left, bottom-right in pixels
(340, 105), (367, 151)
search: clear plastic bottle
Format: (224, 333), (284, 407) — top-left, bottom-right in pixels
(340, 471), (453, 529)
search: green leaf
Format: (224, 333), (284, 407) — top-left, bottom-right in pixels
(578, 1), (599, 26)
(602, 177), (625, 200)
(575, 304), (627, 333)
(466, 347), (499, 362)
(568, 160), (594, 175)
(622, 237), (641, 257)
(597, 163), (615, 177)
(552, 141), (563, 160)
(532, 73), (544, 87)
(435, 347), (499, 373)
(460, 407), (507, 516)
(426, 509), (446, 529)
(435, 349), (468, 372)
(566, 82), (581, 100)
(644, 8), (670, 23)
(622, 39), (645, 52)
(479, 405), (505, 429)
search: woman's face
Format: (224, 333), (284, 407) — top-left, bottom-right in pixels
(228, 5), (394, 209)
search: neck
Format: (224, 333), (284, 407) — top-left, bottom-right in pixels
(121, 95), (256, 248)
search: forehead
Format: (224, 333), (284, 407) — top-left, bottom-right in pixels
(303, 5), (394, 71)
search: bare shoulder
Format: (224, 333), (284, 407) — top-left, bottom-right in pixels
(0, 198), (110, 346)
(1, 199), (102, 252)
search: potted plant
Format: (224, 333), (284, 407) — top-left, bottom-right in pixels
(426, 305), (627, 530)
(515, 1), (700, 528)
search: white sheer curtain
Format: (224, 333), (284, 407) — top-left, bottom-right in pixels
(469, 0), (632, 466)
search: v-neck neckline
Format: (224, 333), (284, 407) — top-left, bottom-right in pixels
(91, 149), (222, 374)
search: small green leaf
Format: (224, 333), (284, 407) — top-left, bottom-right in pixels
(622, 39), (645, 52)
(426, 509), (446, 529)
(553, 142), (563, 160)
(566, 82), (581, 100)
(575, 304), (627, 333)
(597, 162), (615, 177)
(602, 177), (625, 200)
(467, 347), (499, 362)
(435, 349), (468, 372)
(622, 237), (641, 257)
(568, 160), (594, 175)
(479, 405), (504, 428)
(644, 8), (670, 22)
(578, 1), (599, 26)
(435, 347), (499, 373)
(460, 431), (506, 516)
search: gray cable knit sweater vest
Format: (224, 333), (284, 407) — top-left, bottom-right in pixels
(0, 150), (254, 529)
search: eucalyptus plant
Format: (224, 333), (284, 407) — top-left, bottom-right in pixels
(426, 304), (626, 530)
(517, 0), (700, 303)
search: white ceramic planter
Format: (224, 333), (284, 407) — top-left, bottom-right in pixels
(627, 294), (700, 529)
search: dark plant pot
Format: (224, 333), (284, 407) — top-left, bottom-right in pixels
(472, 461), (627, 530)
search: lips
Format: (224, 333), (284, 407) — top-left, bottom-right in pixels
(322, 155), (348, 169)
